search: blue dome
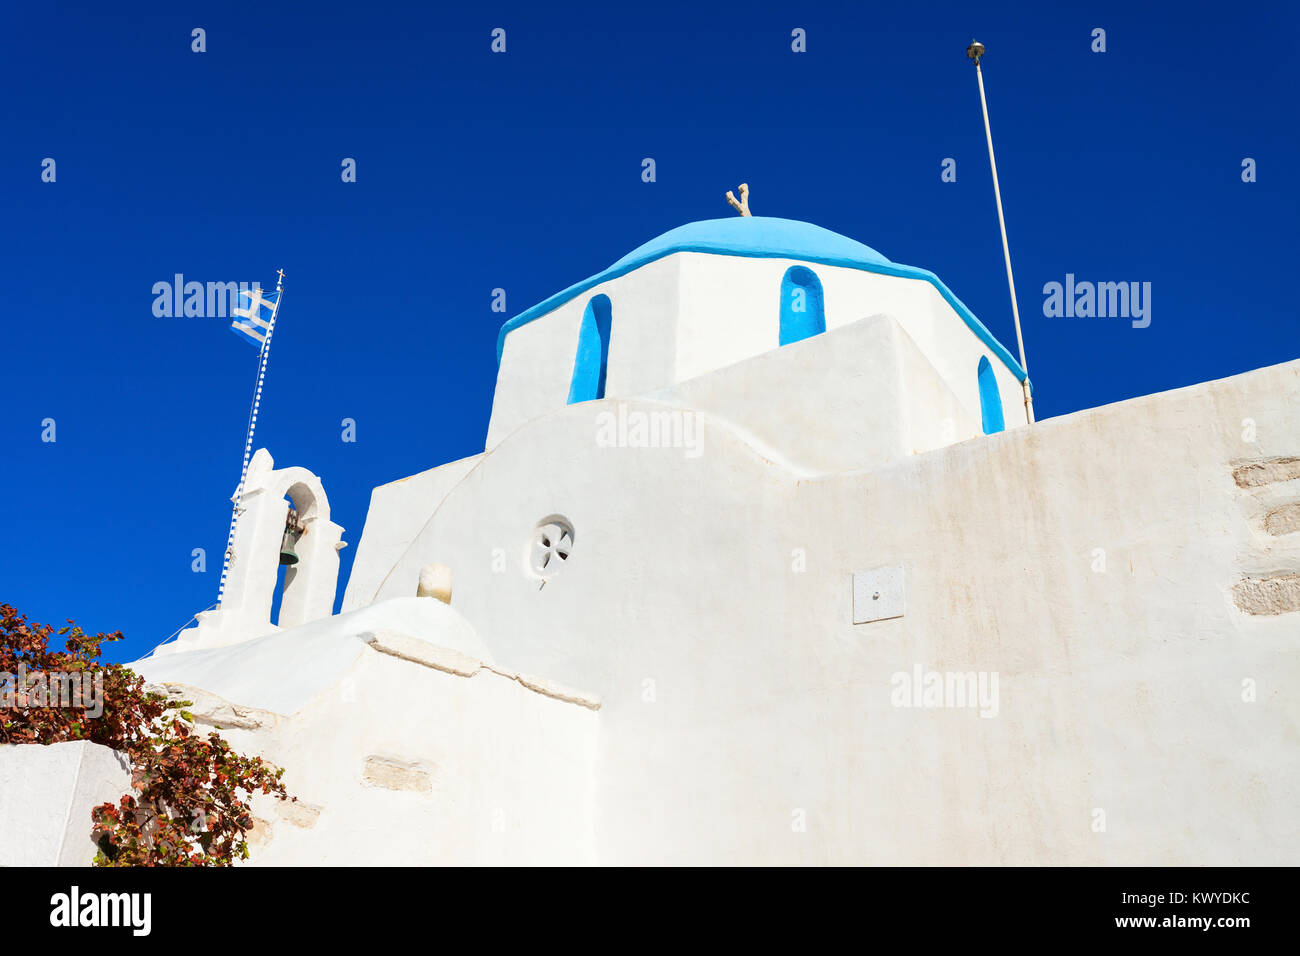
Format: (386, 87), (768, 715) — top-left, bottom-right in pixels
(496, 215), (1027, 383)
(606, 217), (892, 271)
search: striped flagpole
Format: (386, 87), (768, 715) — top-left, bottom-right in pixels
(216, 269), (285, 606)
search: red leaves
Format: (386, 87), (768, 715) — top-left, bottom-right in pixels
(2, 603), (290, 867)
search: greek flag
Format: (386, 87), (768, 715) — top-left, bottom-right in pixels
(230, 287), (277, 350)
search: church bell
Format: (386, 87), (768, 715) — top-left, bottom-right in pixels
(279, 507), (306, 566)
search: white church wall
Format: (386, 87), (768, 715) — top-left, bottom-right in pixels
(0, 742), (131, 866)
(673, 252), (1028, 431)
(486, 256), (680, 450)
(601, 254), (681, 400)
(348, 312), (977, 598)
(141, 597), (501, 704)
(245, 639), (598, 865)
(900, 275), (1028, 433)
(488, 250), (1028, 459)
(341, 453), (483, 612)
(487, 302), (581, 451)
(652, 313), (979, 475)
(366, 357), (1299, 864)
(138, 624), (599, 866)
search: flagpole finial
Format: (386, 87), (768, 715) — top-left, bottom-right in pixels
(276, 268), (286, 292)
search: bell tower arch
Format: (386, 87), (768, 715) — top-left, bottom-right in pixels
(169, 449), (346, 651)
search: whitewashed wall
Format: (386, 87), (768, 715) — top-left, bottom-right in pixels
(488, 252), (1028, 454)
(657, 313), (980, 474)
(0, 742), (131, 866)
(342, 453), (483, 611)
(135, 602), (599, 866)
(674, 252), (1027, 431)
(487, 256), (680, 448)
(363, 357), (1300, 864)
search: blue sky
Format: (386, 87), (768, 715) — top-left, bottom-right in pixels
(3, 1), (1296, 662)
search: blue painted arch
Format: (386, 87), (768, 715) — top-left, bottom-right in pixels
(779, 266), (825, 345)
(977, 356), (1005, 434)
(566, 294), (612, 404)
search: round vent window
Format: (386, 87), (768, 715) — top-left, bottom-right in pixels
(529, 517), (574, 578)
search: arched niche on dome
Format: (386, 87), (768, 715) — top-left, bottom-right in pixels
(567, 294), (613, 404)
(779, 266), (826, 346)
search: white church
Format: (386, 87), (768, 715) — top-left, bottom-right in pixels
(8, 212), (1298, 865)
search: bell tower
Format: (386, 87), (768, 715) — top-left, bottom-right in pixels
(165, 449), (347, 652)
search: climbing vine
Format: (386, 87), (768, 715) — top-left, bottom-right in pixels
(0, 603), (290, 866)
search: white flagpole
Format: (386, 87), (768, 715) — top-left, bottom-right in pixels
(967, 40), (1035, 424)
(216, 269), (286, 606)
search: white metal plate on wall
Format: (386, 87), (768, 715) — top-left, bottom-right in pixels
(853, 565), (905, 624)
